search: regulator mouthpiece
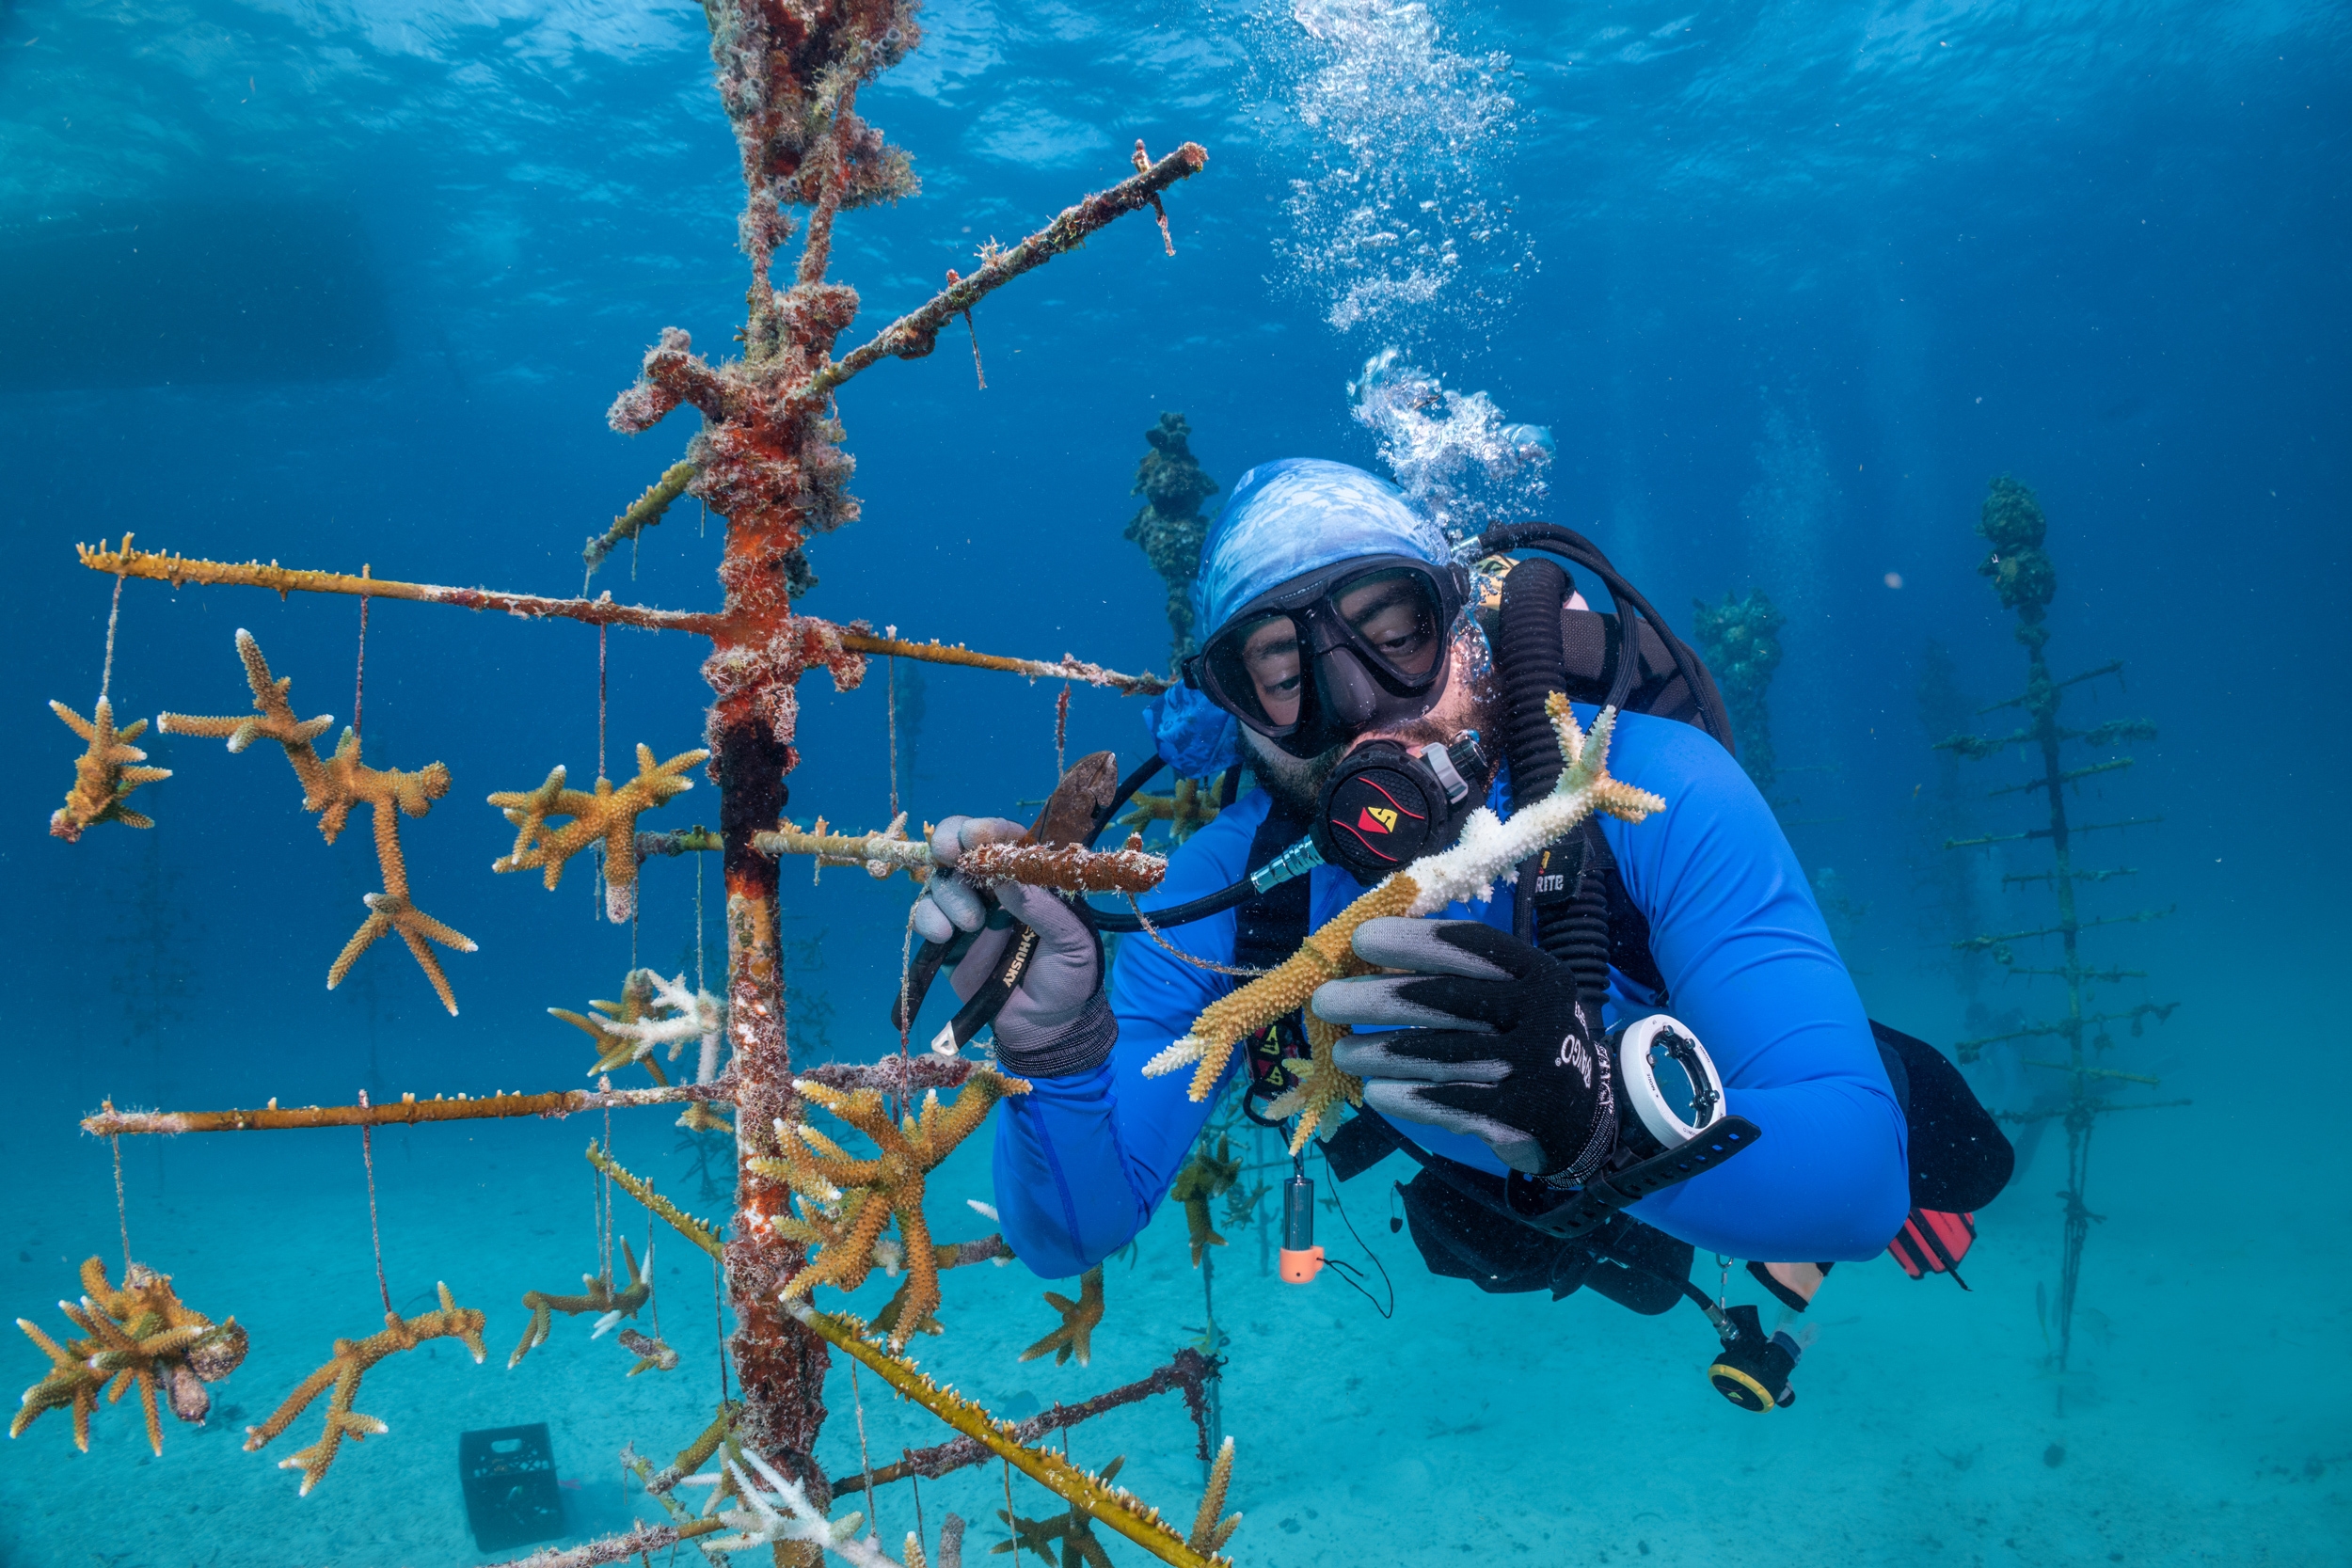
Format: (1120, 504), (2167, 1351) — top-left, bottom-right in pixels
(1312, 730), (1489, 884)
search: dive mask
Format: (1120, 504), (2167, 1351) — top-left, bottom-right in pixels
(1186, 555), (1470, 759)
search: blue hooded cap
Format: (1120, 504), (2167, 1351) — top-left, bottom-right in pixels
(1146, 458), (1450, 773)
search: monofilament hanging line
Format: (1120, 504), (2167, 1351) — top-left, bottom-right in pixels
(712, 1249), (729, 1406)
(1054, 682), (1071, 780)
(887, 653), (900, 819)
(353, 563), (372, 738)
(98, 573), (126, 704)
(645, 1210), (661, 1338)
(594, 616), (612, 917)
(1124, 895), (1269, 977)
(1001, 1456), (1022, 1566)
(357, 1089), (393, 1316)
(892, 901), (921, 1126)
(602, 1106), (616, 1286)
(850, 1357), (882, 1550)
(110, 1133), (132, 1273)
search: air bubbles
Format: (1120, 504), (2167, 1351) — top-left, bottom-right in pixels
(1260, 0), (1532, 343)
(1349, 347), (1550, 546)
(1883, 571), (1904, 589)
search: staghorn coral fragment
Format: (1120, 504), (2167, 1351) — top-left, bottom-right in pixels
(1168, 1138), (1241, 1269)
(550, 970), (669, 1081)
(753, 1070), (1025, 1349)
(585, 458), (701, 576)
(489, 743), (709, 923)
(244, 1280), (486, 1495)
(47, 698), (171, 841)
(509, 1239), (653, 1370)
(1119, 774), (1227, 846)
(1017, 1265), (1104, 1367)
(692, 1447), (906, 1562)
(958, 834), (1167, 896)
(873, 1234), (1015, 1341)
(1146, 699), (1662, 1101)
(10, 1259), (246, 1455)
(1262, 1012), (1362, 1154)
(553, 969), (725, 1082)
(993, 1453), (1126, 1567)
(1186, 1437), (1241, 1555)
(753, 818), (1168, 896)
(161, 629), (474, 1013)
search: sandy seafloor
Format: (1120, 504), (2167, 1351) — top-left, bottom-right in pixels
(4, 1018), (2345, 1568)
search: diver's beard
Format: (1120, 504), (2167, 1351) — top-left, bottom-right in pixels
(1241, 711), (1467, 820)
(1242, 730), (1342, 819)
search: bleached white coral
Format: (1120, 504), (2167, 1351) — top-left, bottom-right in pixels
(1401, 701), (1659, 915)
(684, 1448), (910, 1565)
(602, 970), (726, 1081)
(589, 1243), (653, 1339)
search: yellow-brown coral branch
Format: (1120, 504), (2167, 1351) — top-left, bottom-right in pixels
(489, 743), (709, 923)
(77, 539), (1169, 693)
(47, 698), (170, 841)
(159, 629), (473, 1012)
(585, 1142), (725, 1261)
(1018, 1265), (1104, 1366)
(759, 1070), (1025, 1347)
(789, 1306), (1235, 1568)
(11, 1259), (246, 1455)
(1263, 1012), (1362, 1154)
(81, 1082), (731, 1137)
(510, 1239), (651, 1369)
(585, 458), (700, 573)
(243, 1281), (486, 1495)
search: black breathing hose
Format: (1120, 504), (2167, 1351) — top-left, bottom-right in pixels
(1477, 521), (1733, 752)
(1495, 555), (1613, 1017)
(1084, 752), (1261, 933)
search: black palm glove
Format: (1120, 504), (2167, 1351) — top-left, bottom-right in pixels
(1312, 918), (1617, 1180)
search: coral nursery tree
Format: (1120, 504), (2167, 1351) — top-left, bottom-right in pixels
(46, 3), (1220, 1563)
(1939, 476), (2183, 1392)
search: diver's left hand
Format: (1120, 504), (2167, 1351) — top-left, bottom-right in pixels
(1311, 918), (1617, 1180)
(911, 815), (1112, 1078)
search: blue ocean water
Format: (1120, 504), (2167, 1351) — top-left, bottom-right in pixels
(2, 1), (2346, 1563)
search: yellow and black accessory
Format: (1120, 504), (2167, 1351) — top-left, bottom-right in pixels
(1707, 1303), (1802, 1411)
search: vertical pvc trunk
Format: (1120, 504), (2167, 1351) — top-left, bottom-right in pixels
(715, 614), (834, 1528)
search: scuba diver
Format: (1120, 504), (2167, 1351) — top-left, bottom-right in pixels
(905, 458), (2012, 1410)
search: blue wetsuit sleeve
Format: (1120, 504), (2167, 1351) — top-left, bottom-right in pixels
(1596, 709), (1911, 1261)
(988, 797), (1262, 1277)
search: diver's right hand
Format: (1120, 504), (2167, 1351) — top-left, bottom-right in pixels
(911, 816), (1115, 1078)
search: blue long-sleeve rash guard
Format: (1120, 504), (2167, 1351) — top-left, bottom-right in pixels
(991, 705), (1911, 1278)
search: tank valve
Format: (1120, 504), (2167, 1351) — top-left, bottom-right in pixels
(1279, 1172), (1325, 1284)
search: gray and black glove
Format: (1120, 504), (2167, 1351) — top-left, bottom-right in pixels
(909, 816), (1117, 1078)
(1312, 917), (1616, 1180)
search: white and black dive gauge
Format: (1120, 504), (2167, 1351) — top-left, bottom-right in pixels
(1613, 1013), (1728, 1152)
